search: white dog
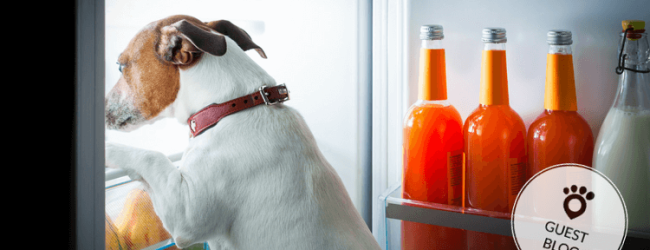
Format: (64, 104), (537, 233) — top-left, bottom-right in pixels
(105, 15), (380, 250)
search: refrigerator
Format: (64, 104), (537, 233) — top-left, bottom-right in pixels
(75, 0), (649, 249)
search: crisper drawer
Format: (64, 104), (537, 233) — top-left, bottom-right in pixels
(377, 184), (650, 250)
(105, 154), (209, 250)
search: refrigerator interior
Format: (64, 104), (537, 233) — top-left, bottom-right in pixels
(105, 0), (372, 229)
(104, 0), (372, 249)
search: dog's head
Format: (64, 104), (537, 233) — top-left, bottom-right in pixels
(105, 15), (266, 131)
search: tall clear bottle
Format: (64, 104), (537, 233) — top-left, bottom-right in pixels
(593, 20), (650, 233)
(463, 28), (525, 250)
(527, 30), (594, 177)
(401, 25), (465, 250)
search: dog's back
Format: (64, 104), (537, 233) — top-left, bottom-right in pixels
(177, 104), (378, 249)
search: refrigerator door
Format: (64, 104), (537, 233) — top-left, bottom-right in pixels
(372, 0), (650, 245)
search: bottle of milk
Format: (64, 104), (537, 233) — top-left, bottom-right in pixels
(593, 20), (650, 233)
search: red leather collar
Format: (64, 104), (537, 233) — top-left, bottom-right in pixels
(187, 84), (289, 137)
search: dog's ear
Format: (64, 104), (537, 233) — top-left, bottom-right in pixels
(157, 20), (217, 65)
(159, 20), (266, 64)
(204, 20), (267, 59)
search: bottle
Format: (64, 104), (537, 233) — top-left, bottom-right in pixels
(593, 20), (650, 233)
(527, 30), (594, 177)
(463, 28), (525, 250)
(401, 25), (465, 250)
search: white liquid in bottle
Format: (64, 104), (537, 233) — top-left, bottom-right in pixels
(593, 107), (650, 232)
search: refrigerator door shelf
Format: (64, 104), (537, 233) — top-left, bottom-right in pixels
(376, 184), (650, 250)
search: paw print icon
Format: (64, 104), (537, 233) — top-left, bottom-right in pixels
(563, 185), (595, 220)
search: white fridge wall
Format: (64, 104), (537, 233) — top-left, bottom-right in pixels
(105, 0), (371, 225)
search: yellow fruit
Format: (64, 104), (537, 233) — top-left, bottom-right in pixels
(106, 213), (127, 250)
(115, 188), (178, 250)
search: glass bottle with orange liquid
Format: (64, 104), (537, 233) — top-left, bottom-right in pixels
(527, 30), (594, 177)
(463, 28), (525, 250)
(401, 25), (465, 250)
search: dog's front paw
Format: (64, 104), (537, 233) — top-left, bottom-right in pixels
(105, 142), (143, 180)
(105, 142), (123, 169)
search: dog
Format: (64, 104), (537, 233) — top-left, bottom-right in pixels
(104, 15), (380, 250)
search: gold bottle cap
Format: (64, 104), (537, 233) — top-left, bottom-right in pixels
(622, 20), (645, 41)
(622, 20), (645, 31)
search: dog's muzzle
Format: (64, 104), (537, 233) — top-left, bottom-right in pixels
(187, 84), (290, 137)
(105, 87), (146, 131)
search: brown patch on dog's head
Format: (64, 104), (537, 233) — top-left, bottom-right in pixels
(105, 15), (266, 131)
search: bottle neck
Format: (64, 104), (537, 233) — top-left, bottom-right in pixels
(417, 39), (447, 101)
(544, 44), (577, 111)
(484, 43), (506, 51)
(421, 39), (442, 49)
(480, 42), (509, 105)
(618, 32), (649, 69)
(548, 44), (573, 55)
(613, 33), (650, 112)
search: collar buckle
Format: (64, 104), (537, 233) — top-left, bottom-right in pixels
(259, 84), (290, 105)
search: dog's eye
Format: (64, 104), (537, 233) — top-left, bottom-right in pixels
(117, 62), (126, 73)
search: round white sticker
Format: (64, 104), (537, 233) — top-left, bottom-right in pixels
(512, 164), (627, 250)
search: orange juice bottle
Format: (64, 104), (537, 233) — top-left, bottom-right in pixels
(528, 30), (593, 178)
(463, 28), (525, 250)
(401, 25), (465, 250)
